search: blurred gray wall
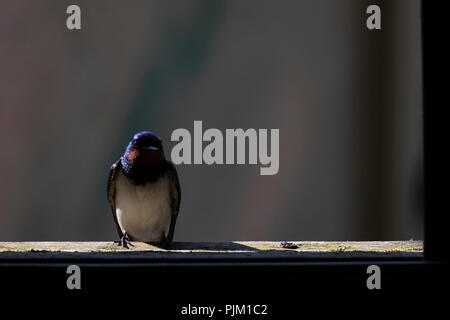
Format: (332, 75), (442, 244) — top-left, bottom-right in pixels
(0, 0), (423, 241)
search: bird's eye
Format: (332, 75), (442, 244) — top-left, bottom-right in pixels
(132, 140), (138, 148)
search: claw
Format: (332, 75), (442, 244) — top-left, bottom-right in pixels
(114, 232), (134, 249)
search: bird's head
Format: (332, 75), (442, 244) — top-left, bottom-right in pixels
(123, 131), (165, 167)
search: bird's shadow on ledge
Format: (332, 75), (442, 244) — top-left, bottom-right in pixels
(160, 241), (261, 251)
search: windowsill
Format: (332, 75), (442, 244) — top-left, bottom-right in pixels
(0, 240), (423, 260)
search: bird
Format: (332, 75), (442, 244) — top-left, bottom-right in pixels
(107, 131), (181, 249)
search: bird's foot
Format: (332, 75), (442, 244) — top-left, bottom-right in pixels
(114, 233), (134, 249)
(157, 232), (172, 249)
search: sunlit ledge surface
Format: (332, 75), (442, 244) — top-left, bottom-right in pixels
(0, 241), (423, 260)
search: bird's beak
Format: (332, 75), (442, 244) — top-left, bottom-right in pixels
(142, 146), (160, 151)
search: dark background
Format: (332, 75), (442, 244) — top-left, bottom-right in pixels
(0, 0), (423, 241)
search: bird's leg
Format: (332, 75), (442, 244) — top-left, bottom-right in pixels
(114, 232), (134, 249)
(158, 231), (172, 249)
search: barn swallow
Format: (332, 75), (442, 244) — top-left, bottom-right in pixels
(107, 131), (181, 249)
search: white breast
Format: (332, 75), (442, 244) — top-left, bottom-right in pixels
(115, 171), (172, 242)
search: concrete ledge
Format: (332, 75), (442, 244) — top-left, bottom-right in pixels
(0, 241), (423, 260)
